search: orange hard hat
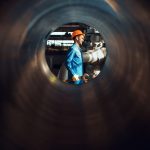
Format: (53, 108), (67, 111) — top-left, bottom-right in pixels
(72, 30), (85, 39)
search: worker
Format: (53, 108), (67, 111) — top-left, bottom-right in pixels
(65, 30), (89, 85)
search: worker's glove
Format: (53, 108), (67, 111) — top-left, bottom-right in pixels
(72, 75), (79, 81)
(82, 73), (90, 83)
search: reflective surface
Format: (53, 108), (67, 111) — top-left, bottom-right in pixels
(0, 0), (150, 149)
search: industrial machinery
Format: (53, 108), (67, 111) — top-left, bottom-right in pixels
(57, 27), (106, 82)
(1, 0), (149, 149)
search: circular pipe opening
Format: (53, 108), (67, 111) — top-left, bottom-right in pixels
(45, 22), (107, 86)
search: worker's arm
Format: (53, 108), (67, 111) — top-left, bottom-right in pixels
(65, 48), (79, 81)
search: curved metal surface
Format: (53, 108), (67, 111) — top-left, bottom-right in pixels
(0, 0), (150, 149)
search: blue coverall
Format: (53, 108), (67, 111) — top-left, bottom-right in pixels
(65, 43), (83, 85)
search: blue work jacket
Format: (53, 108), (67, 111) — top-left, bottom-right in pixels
(65, 43), (83, 85)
